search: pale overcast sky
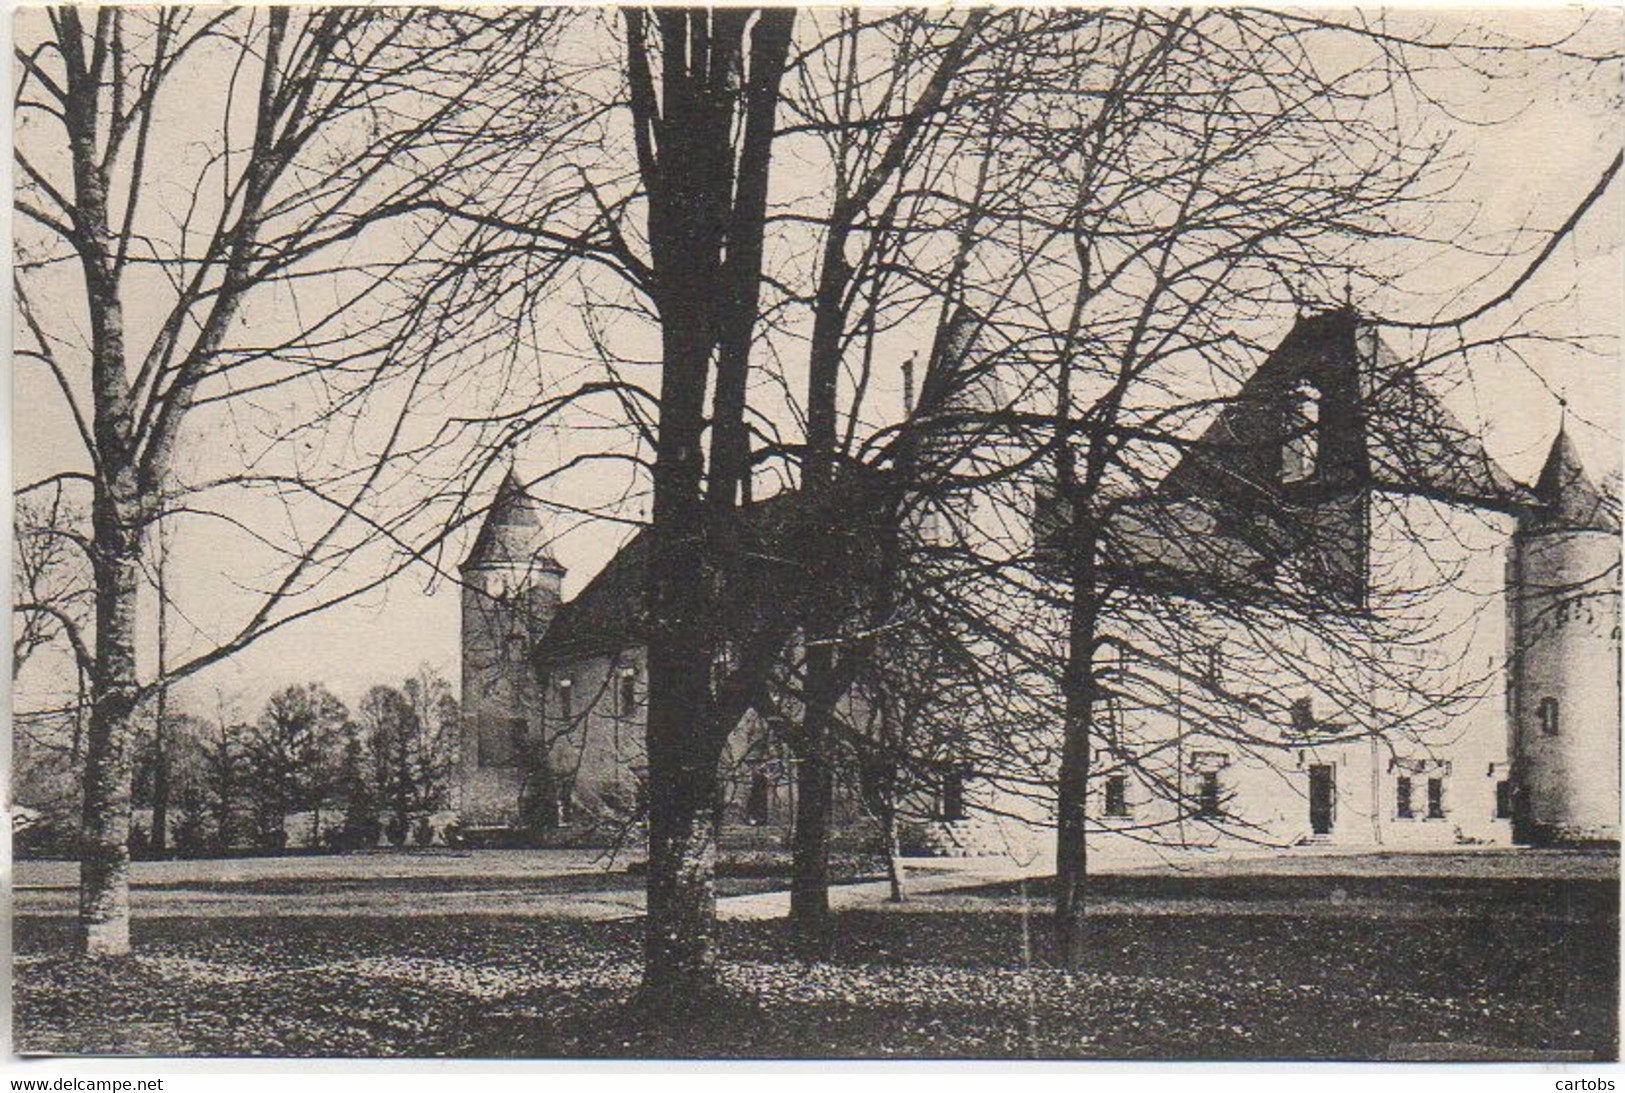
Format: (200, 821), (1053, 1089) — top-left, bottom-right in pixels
(10, 8), (1622, 722)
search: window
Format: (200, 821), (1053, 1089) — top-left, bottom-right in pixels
(1103, 774), (1130, 818)
(1203, 644), (1223, 690)
(1496, 779), (1514, 820)
(1290, 697), (1316, 736)
(1538, 696), (1560, 736)
(710, 645), (733, 697)
(1427, 777), (1446, 819)
(557, 677), (573, 720)
(745, 771), (772, 826)
(1395, 775), (1414, 819)
(936, 768), (967, 822)
(1282, 382), (1320, 484)
(1196, 771), (1222, 818)
(618, 669), (638, 718)
(557, 774), (576, 825)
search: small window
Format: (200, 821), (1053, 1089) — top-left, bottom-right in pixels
(556, 677), (574, 720)
(710, 646), (732, 698)
(1282, 382), (1320, 484)
(1427, 777), (1446, 819)
(1196, 771), (1222, 818)
(1538, 696), (1560, 736)
(557, 774), (576, 825)
(1395, 775), (1414, 819)
(1495, 779), (1513, 820)
(1203, 644), (1223, 689)
(618, 669), (638, 718)
(1103, 774), (1130, 818)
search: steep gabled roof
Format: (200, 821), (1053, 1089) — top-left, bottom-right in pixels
(1525, 426), (1621, 534)
(460, 470), (565, 573)
(1160, 309), (1534, 513)
(536, 527), (648, 662)
(1360, 328), (1535, 511)
(1082, 310), (1541, 608)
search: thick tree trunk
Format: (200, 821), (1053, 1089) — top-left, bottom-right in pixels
(79, 501), (143, 957)
(642, 295), (726, 997)
(642, 763), (721, 994)
(789, 659), (837, 956)
(625, 6), (795, 1001)
(643, 625), (724, 996)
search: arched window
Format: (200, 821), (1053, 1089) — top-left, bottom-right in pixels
(1538, 696), (1560, 736)
(1282, 382), (1320, 484)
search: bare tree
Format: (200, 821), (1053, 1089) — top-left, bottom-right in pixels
(851, 11), (1624, 967)
(12, 486), (96, 842)
(618, 7), (798, 999)
(360, 666), (460, 843)
(682, 9), (1622, 971)
(130, 709), (208, 856)
(13, 6), (579, 954)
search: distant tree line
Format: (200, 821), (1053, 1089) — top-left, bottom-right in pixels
(17, 666), (460, 860)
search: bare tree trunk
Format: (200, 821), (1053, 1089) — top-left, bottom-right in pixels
(640, 516), (724, 993)
(150, 724), (168, 858)
(1054, 435), (1106, 969)
(642, 719), (721, 995)
(642, 232), (730, 992)
(790, 173), (854, 954)
(882, 799), (907, 903)
(79, 495), (142, 957)
(150, 540), (170, 857)
(1054, 636), (1095, 968)
(789, 664), (837, 955)
(626, 7), (795, 1001)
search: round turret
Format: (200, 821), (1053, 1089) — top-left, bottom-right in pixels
(1508, 428), (1621, 846)
(458, 470), (565, 826)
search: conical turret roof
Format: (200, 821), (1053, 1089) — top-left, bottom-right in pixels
(460, 469), (566, 572)
(1525, 426), (1620, 534)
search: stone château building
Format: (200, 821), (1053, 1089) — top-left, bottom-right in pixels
(457, 309), (1620, 852)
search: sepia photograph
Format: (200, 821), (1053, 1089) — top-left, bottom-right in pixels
(8, 3), (1623, 1063)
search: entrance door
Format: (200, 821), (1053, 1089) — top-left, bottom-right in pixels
(1308, 764), (1336, 835)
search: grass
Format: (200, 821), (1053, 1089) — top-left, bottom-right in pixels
(14, 870), (1618, 1060)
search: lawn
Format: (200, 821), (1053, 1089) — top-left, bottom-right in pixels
(14, 867), (1618, 1060)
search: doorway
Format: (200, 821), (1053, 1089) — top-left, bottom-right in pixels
(1308, 764), (1336, 835)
